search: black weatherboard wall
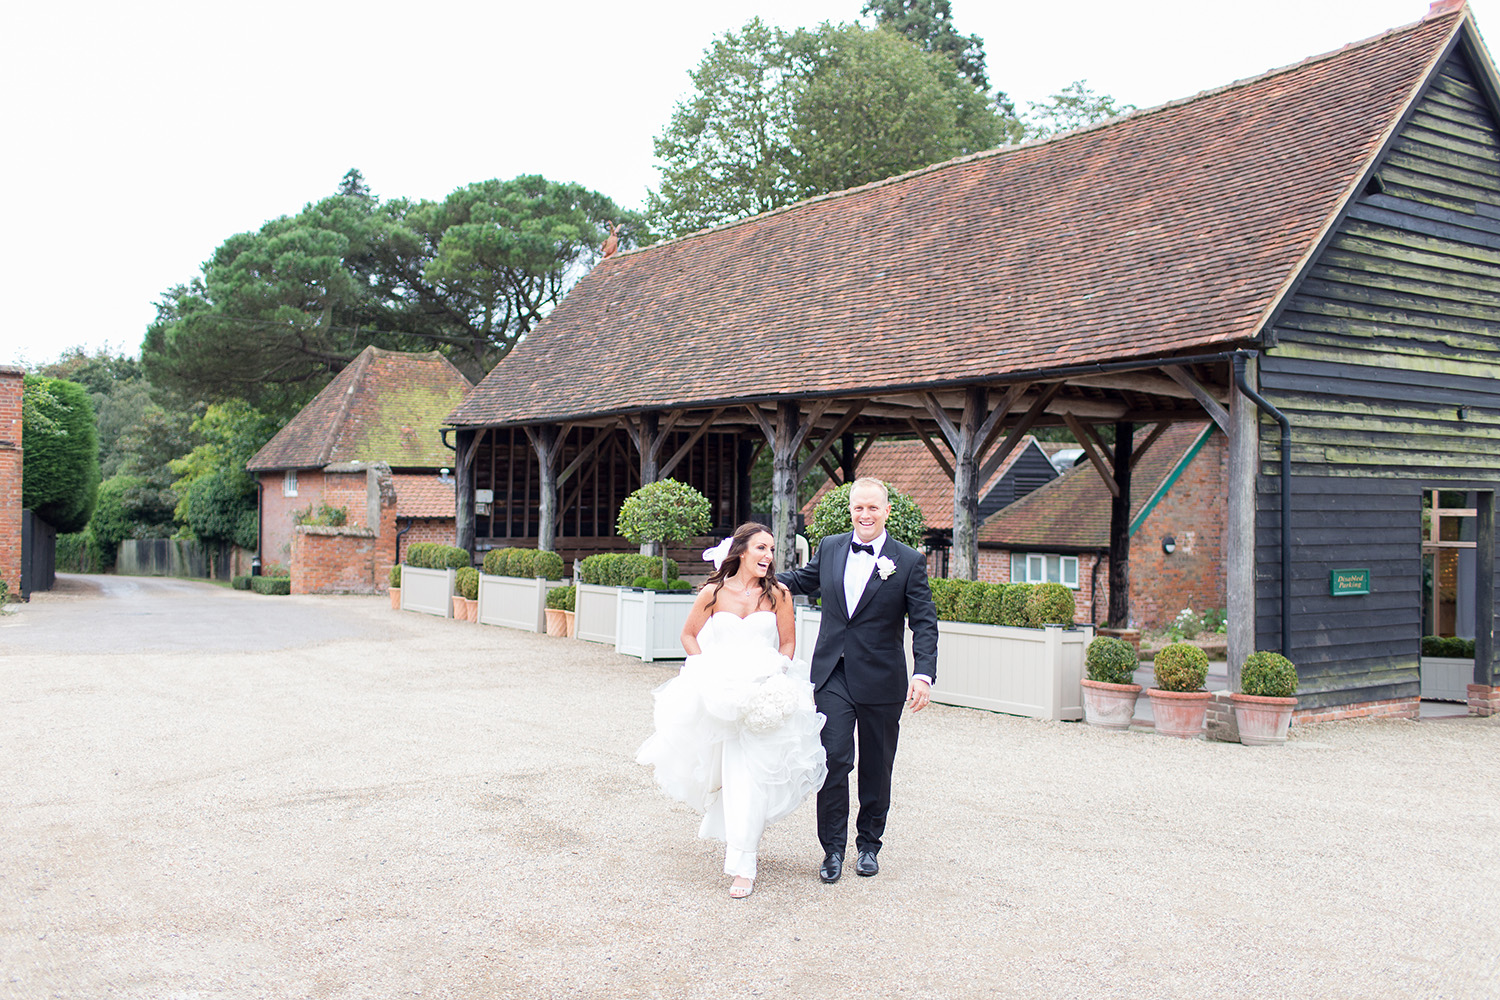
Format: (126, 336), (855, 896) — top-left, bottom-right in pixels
(1260, 39), (1500, 711)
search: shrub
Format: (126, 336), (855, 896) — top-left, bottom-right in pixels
(928, 578), (961, 621)
(616, 479), (712, 582)
(1240, 651), (1298, 698)
(55, 530), (103, 573)
(806, 480), (925, 549)
(510, 549), (538, 578)
(1153, 642), (1209, 692)
(231, 575), (252, 591)
(978, 583), (1009, 626)
(1000, 583), (1033, 627)
(482, 548), (513, 576)
(1086, 636), (1139, 685)
(405, 543), (470, 569)
(1203, 608), (1228, 634)
(455, 567), (479, 600)
(1169, 607), (1202, 640)
(1026, 582), (1077, 627)
(0, 579), (7, 605)
(578, 553), (679, 586)
(546, 585), (576, 611)
(294, 503), (348, 527)
(21, 375), (100, 533)
(632, 576), (693, 592)
(250, 576), (291, 595)
(953, 581), (990, 624)
(389, 564), (401, 588)
(534, 550), (565, 581)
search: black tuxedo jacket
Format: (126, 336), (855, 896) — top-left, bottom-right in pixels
(779, 532), (939, 704)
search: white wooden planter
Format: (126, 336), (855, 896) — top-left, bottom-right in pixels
(399, 565), (454, 618)
(477, 574), (566, 632)
(931, 621), (1094, 722)
(616, 589), (697, 662)
(574, 583), (622, 645)
(1421, 656), (1475, 702)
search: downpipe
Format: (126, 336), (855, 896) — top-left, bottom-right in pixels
(1232, 351), (1292, 658)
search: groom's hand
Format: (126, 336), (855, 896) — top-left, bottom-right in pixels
(906, 677), (931, 712)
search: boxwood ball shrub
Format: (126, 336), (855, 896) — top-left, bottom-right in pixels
(250, 576), (291, 596)
(1152, 642), (1209, 692)
(455, 567), (479, 601)
(1000, 583), (1033, 627)
(805, 480), (925, 549)
(546, 585), (576, 612)
(509, 549), (538, 578)
(579, 553), (679, 586)
(632, 576), (693, 592)
(1086, 636), (1139, 685)
(533, 550), (565, 581)
(953, 581), (990, 624)
(978, 583), (1009, 626)
(1026, 582), (1076, 627)
(389, 564), (401, 588)
(1239, 651), (1298, 698)
(231, 575), (253, 591)
(927, 578), (961, 620)
(405, 543), (470, 570)
(1421, 635), (1475, 658)
(482, 548), (512, 576)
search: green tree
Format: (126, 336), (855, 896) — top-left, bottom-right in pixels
(169, 400), (281, 550)
(1024, 80), (1135, 140)
(616, 479), (713, 582)
(20, 376), (100, 533)
(861, 0), (989, 91)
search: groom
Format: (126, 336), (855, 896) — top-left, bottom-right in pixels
(779, 477), (939, 883)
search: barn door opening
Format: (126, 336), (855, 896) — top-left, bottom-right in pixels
(1420, 490), (1480, 705)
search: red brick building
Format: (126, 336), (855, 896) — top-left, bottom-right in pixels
(247, 347), (471, 592)
(0, 366), (22, 598)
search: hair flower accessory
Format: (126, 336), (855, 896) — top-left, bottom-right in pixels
(702, 537), (733, 569)
(875, 555), (897, 580)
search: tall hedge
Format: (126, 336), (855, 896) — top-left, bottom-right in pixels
(21, 375), (100, 533)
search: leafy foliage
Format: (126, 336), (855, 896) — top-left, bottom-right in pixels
(88, 475), (148, 567)
(1422, 635), (1475, 658)
(1000, 583), (1032, 627)
(403, 543), (471, 569)
(577, 553), (680, 586)
(389, 564), (401, 588)
(294, 503), (348, 527)
(1239, 652), (1298, 698)
(1152, 643), (1209, 692)
(1024, 80), (1136, 140)
(631, 576), (694, 592)
(168, 400), (280, 550)
(480, 547), (565, 580)
(1026, 582), (1077, 626)
(546, 585), (576, 611)
(55, 531), (103, 574)
(21, 375), (100, 533)
(805, 481), (925, 549)
(250, 576), (292, 595)
(231, 575), (253, 590)
(862, 0), (990, 91)
(617, 479), (712, 581)
(455, 567), (480, 600)
(1086, 636), (1139, 685)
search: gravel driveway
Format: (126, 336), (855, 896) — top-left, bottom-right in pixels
(2, 576), (1497, 999)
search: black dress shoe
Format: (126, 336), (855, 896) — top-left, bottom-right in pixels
(819, 853), (844, 883)
(856, 850), (879, 877)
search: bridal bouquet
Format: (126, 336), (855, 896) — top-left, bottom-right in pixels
(742, 673), (802, 734)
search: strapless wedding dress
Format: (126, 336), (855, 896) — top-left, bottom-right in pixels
(636, 610), (827, 879)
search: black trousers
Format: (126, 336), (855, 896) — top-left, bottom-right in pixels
(814, 660), (903, 857)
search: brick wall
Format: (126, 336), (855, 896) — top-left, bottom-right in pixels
(400, 518), (455, 551)
(323, 471), (370, 528)
(1126, 432), (1229, 629)
(291, 525), (380, 594)
(0, 367), (22, 597)
(1292, 696), (1419, 724)
(259, 469), (324, 571)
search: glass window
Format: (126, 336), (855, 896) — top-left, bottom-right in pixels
(284, 469), (298, 496)
(1010, 552), (1081, 589)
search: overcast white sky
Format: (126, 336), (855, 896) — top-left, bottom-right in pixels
(1, 0), (1491, 367)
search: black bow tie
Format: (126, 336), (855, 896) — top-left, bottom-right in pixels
(850, 542), (876, 556)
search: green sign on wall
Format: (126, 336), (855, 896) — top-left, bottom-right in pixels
(1330, 568), (1371, 597)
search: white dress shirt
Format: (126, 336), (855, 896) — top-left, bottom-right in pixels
(843, 532), (932, 690)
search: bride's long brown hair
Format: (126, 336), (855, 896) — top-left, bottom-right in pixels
(705, 522), (781, 613)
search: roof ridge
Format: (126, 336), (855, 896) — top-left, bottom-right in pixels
(605, 9), (1464, 262)
(318, 347), (374, 467)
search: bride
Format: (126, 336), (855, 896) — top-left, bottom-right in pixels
(636, 522), (828, 899)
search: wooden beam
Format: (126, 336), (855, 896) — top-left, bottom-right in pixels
(1076, 419), (1112, 463)
(798, 401), (867, 480)
(1061, 412), (1120, 498)
(557, 419), (617, 486)
(787, 399), (833, 455)
(851, 433), (881, 471)
(976, 383), (1064, 483)
(744, 405), (776, 444)
(1071, 371), (1210, 400)
(907, 417), (955, 480)
(974, 382), (1032, 464)
(921, 393), (961, 452)
(659, 407), (726, 478)
(1163, 365), (1231, 434)
(1226, 357), (1258, 688)
(1129, 421), (1171, 470)
(818, 456), (843, 485)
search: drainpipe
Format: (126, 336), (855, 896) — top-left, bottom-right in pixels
(395, 517), (414, 565)
(1232, 351), (1292, 658)
(252, 478), (264, 577)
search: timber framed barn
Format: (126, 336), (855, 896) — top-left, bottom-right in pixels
(447, 1), (1499, 719)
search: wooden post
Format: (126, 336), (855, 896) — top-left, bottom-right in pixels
(1226, 356), (1258, 691)
(1476, 489), (1495, 689)
(840, 431), (857, 483)
(637, 411), (659, 486)
(951, 387), (987, 581)
(737, 438), (755, 524)
(455, 428), (475, 554)
(526, 425), (562, 553)
(771, 401), (801, 573)
(1107, 421), (1133, 628)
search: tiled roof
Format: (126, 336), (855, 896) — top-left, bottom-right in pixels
(249, 348), (473, 471)
(448, 10), (1462, 427)
(977, 422), (1211, 550)
(801, 437), (1046, 529)
(393, 474), (456, 518)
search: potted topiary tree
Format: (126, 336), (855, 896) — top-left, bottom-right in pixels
(545, 585), (576, 637)
(1148, 642), (1211, 738)
(455, 567), (479, 622)
(573, 553), (682, 646)
(1232, 652), (1299, 746)
(388, 564), (401, 611)
(613, 479), (711, 661)
(400, 543), (470, 618)
(476, 546), (567, 632)
(1081, 635), (1142, 730)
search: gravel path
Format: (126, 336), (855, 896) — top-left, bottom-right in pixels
(2, 579), (1497, 999)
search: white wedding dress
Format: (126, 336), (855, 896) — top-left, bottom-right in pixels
(636, 610), (827, 879)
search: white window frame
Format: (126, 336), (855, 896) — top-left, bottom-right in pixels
(283, 469), (299, 497)
(1010, 552), (1080, 589)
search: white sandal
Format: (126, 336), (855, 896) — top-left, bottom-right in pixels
(729, 877), (754, 899)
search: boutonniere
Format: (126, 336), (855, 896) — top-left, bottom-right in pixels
(875, 556), (897, 580)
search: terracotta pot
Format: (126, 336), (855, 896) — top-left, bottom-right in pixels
(465, 597), (479, 622)
(1147, 689), (1212, 739)
(389, 587), (401, 610)
(1232, 693), (1297, 746)
(564, 609), (576, 638)
(1080, 679), (1142, 730)
(545, 608), (569, 637)
(451, 595), (466, 620)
